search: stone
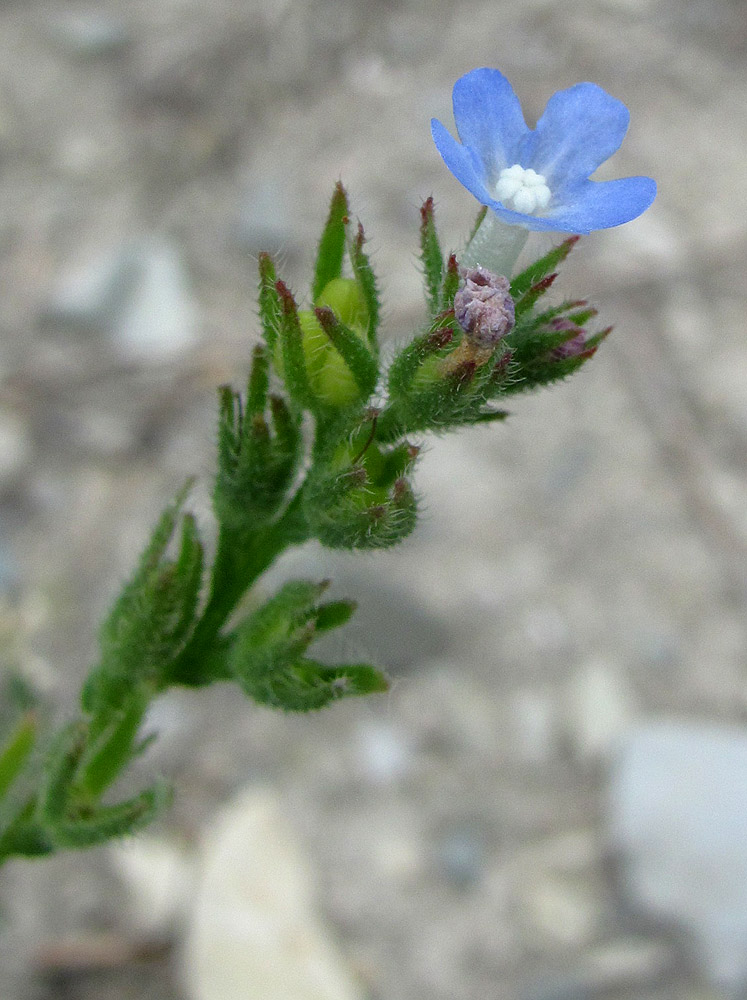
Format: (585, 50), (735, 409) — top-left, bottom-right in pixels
(44, 246), (139, 332)
(519, 874), (603, 948)
(113, 239), (198, 362)
(45, 14), (130, 60)
(564, 659), (639, 762)
(355, 719), (413, 785)
(608, 721), (747, 993)
(434, 824), (486, 888)
(45, 239), (198, 362)
(110, 835), (195, 936)
(183, 787), (364, 1000)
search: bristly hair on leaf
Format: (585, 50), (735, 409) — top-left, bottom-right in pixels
(440, 253), (460, 312)
(349, 222), (380, 352)
(275, 280), (317, 412)
(510, 236), (579, 300)
(513, 273), (558, 319)
(419, 197), (444, 317)
(258, 254), (282, 352)
(312, 182), (350, 302)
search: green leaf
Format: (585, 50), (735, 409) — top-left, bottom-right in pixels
(0, 797), (54, 861)
(312, 182), (349, 302)
(275, 280), (317, 411)
(214, 381), (301, 530)
(246, 343), (270, 417)
(584, 326), (612, 350)
(249, 658), (388, 712)
(257, 253), (282, 351)
(386, 314), (455, 403)
(39, 722), (87, 825)
(0, 712), (36, 800)
(229, 579), (328, 688)
(348, 222), (380, 351)
(313, 599), (357, 632)
(440, 252), (460, 312)
(48, 781), (171, 849)
(171, 513), (205, 648)
(268, 394), (300, 464)
(419, 197), (444, 317)
(314, 306), (379, 403)
(77, 698), (147, 799)
(510, 236), (578, 299)
(84, 486), (205, 717)
(470, 408), (510, 424)
(514, 273), (557, 319)
(304, 467), (417, 550)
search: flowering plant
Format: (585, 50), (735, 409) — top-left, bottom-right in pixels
(0, 69), (653, 861)
(432, 67), (656, 234)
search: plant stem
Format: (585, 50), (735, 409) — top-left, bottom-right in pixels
(461, 211), (529, 277)
(166, 487), (310, 686)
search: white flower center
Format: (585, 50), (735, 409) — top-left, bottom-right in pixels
(495, 164), (551, 215)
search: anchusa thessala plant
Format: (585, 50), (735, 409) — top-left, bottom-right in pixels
(0, 67), (654, 861)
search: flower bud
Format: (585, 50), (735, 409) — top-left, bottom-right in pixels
(548, 318), (588, 359)
(316, 277), (369, 333)
(454, 267), (515, 348)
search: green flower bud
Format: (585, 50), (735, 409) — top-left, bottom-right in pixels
(315, 277), (369, 333)
(272, 279), (375, 410)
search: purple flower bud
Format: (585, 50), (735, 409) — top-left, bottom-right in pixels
(454, 267), (515, 349)
(549, 318), (588, 359)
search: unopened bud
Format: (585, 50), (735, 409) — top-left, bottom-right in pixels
(549, 318), (587, 359)
(454, 268), (515, 348)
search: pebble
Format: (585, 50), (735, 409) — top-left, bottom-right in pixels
(434, 824), (486, 887)
(44, 244), (141, 332)
(564, 659), (639, 762)
(355, 719), (413, 785)
(109, 835), (196, 936)
(183, 787), (365, 1000)
(113, 239), (198, 362)
(45, 238), (198, 361)
(44, 14), (131, 60)
(520, 874), (604, 948)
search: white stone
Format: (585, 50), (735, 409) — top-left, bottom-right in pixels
(608, 721), (747, 991)
(565, 659), (638, 761)
(114, 239), (198, 361)
(46, 246), (137, 329)
(110, 835), (196, 936)
(355, 719), (413, 784)
(520, 875), (603, 948)
(183, 787), (364, 1000)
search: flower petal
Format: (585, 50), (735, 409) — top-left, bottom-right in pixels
(451, 68), (529, 177)
(431, 118), (495, 205)
(522, 82), (631, 185)
(545, 176), (658, 233)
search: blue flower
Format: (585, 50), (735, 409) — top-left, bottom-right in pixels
(431, 68), (656, 234)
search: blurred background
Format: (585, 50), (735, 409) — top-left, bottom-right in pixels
(1, 0), (746, 998)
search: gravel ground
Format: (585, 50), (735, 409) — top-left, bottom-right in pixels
(0, 1), (746, 999)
